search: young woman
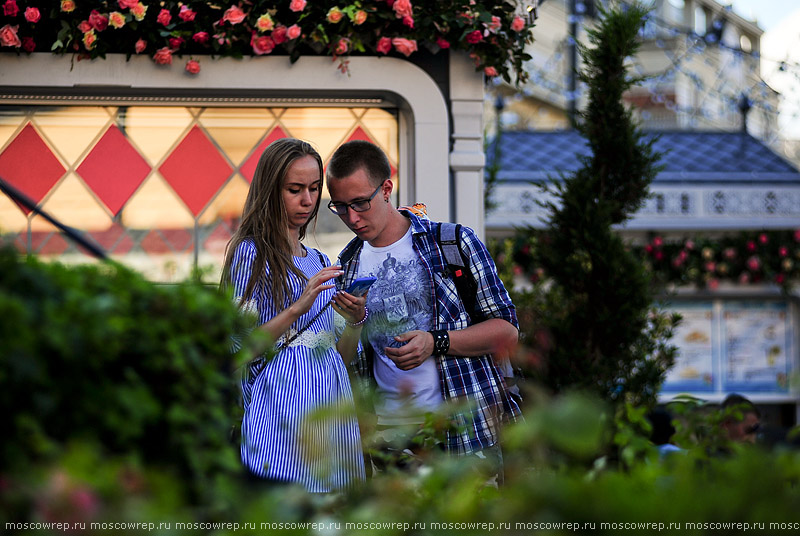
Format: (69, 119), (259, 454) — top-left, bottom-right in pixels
(221, 138), (366, 492)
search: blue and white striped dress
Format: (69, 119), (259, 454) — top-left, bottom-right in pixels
(230, 239), (365, 492)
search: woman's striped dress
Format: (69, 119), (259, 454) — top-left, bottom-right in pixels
(231, 239), (365, 492)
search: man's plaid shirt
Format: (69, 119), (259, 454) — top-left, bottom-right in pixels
(337, 211), (521, 455)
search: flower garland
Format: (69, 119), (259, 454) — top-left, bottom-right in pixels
(493, 229), (800, 292)
(0, 0), (535, 83)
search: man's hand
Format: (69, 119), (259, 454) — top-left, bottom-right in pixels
(384, 330), (435, 371)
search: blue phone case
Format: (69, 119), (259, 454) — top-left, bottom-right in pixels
(346, 277), (377, 297)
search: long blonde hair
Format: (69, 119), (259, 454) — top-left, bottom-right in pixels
(221, 138), (323, 307)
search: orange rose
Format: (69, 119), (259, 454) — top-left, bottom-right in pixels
(60, 0), (75, 13)
(327, 7), (343, 23)
(256, 14), (274, 32)
(222, 6), (245, 25)
(109, 12), (126, 29)
(353, 10), (367, 25)
(82, 30), (97, 50)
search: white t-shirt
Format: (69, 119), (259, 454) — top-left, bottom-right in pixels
(357, 226), (443, 425)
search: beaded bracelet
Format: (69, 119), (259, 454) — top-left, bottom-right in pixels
(346, 305), (369, 327)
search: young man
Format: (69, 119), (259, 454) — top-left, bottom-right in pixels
(721, 393), (761, 444)
(326, 140), (521, 474)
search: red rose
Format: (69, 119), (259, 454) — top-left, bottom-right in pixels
(3, 0), (19, 18)
(153, 47), (173, 65)
(134, 39), (146, 53)
(24, 7), (41, 23)
(511, 16), (526, 32)
(89, 10), (109, 31)
(436, 37), (450, 49)
(157, 9), (171, 26)
(376, 36), (391, 54)
(484, 66), (498, 77)
(168, 37), (184, 50)
(21, 35), (34, 51)
(192, 31), (210, 44)
(272, 25), (287, 44)
(118, 0), (138, 8)
(185, 59), (201, 75)
(178, 5), (196, 22)
(289, 0), (306, 12)
(251, 34), (274, 55)
(402, 15), (414, 28)
(78, 20), (92, 33)
(465, 30), (483, 44)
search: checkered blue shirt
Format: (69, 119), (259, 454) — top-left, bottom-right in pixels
(337, 212), (521, 454)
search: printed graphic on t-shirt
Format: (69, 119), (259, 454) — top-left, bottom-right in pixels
(364, 252), (432, 349)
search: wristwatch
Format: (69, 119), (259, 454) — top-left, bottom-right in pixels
(429, 329), (450, 356)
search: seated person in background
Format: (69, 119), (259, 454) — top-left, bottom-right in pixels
(721, 394), (761, 444)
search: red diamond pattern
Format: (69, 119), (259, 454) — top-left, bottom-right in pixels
(90, 223), (134, 254)
(346, 126), (397, 177)
(159, 126), (233, 216)
(34, 232), (69, 256)
(140, 228), (194, 254)
(0, 123), (66, 214)
(203, 222), (233, 255)
(77, 125), (152, 216)
(240, 126), (289, 183)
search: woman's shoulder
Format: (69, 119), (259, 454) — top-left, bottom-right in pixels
(303, 246), (330, 267)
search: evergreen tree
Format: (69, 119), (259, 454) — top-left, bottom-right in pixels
(526, 2), (675, 405)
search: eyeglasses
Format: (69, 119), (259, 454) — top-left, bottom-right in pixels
(327, 184), (382, 215)
(744, 423), (761, 435)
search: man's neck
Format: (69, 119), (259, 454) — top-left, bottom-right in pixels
(368, 207), (411, 248)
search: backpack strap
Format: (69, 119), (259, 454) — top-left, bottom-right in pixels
(436, 222), (482, 324)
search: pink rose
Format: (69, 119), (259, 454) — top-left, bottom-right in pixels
(289, 0), (306, 12)
(153, 47), (172, 65)
(3, 1), (19, 18)
(89, 10), (109, 32)
(511, 16), (525, 32)
(78, 21), (92, 33)
(0, 24), (21, 48)
(251, 33), (275, 55)
(334, 38), (350, 56)
(466, 30), (483, 44)
(222, 6), (245, 25)
(393, 0), (412, 19)
(157, 9), (171, 26)
(272, 25), (287, 44)
(24, 7), (41, 23)
(436, 36), (450, 49)
(21, 36), (34, 51)
(168, 36), (184, 50)
(376, 36), (392, 54)
(287, 24), (301, 40)
(485, 15), (501, 33)
(391, 37), (417, 57)
(130, 3), (146, 21)
(192, 31), (210, 44)
(109, 12), (126, 29)
(178, 6), (197, 22)
(82, 30), (97, 50)
(134, 38), (146, 53)
(402, 15), (414, 28)
(484, 66), (498, 77)
(746, 256), (761, 271)
(353, 10), (367, 25)
(118, 0), (138, 8)
(256, 14), (274, 32)
(185, 59), (201, 75)
(327, 7), (343, 23)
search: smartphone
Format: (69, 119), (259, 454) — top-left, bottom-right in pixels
(345, 276), (377, 297)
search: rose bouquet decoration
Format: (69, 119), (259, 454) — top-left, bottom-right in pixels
(1, 0), (536, 84)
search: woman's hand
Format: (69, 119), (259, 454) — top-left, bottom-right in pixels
(291, 265), (343, 317)
(331, 288), (367, 327)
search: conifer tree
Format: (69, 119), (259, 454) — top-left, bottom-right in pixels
(528, 2), (675, 405)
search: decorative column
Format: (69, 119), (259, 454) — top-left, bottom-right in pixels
(448, 51), (486, 238)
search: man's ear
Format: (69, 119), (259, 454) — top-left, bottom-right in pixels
(382, 178), (394, 200)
